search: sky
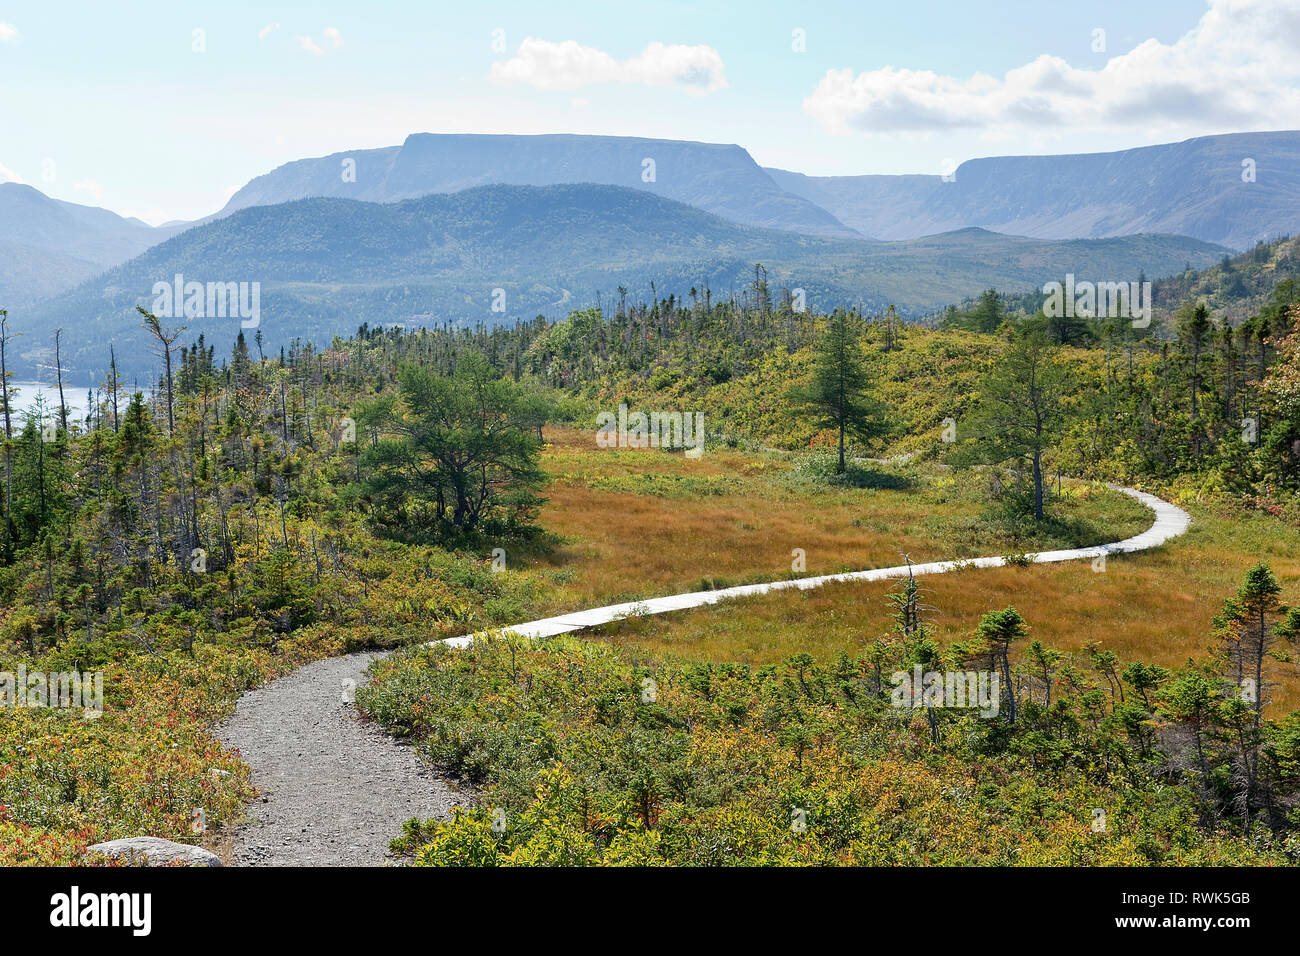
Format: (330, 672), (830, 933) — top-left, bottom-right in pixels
(0, 0), (1296, 224)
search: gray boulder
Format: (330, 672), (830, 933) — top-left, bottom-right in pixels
(87, 837), (222, 867)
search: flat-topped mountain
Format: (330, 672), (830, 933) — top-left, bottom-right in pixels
(767, 131), (1300, 250)
(218, 132), (860, 239)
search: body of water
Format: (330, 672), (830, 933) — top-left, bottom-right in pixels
(5, 381), (96, 425)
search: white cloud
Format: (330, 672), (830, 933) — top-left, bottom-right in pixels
(490, 38), (727, 95)
(297, 29), (341, 55)
(804, 0), (1300, 137)
(0, 22), (17, 42)
(259, 23), (280, 41)
(0, 162), (23, 184)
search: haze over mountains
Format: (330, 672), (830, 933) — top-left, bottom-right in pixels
(219, 130), (1298, 252)
(4, 128), (1299, 380)
(219, 133), (860, 240)
(19, 184), (1224, 380)
(766, 131), (1300, 251)
(0, 183), (186, 306)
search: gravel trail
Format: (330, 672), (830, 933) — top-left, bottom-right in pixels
(215, 651), (467, 866)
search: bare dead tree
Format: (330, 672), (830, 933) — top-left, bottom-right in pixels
(0, 310), (15, 556)
(55, 327), (68, 433)
(108, 344), (121, 433)
(137, 306), (184, 436)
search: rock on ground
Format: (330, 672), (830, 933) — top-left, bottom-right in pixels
(88, 836), (222, 867)
(215, 651), (468, 867)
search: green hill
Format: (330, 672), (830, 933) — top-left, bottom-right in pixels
(16, 184), (1226, 379)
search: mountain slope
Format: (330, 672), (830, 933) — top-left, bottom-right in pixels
(18, 184), (1226, 380)
(934, 232), (1300, 333)
(219, 132), (860, 239)
(0, 183), (190, 306)
(767, 131), (1300, 251)
(1149, 234), (1300, 324)
(0, 240), (102, 307)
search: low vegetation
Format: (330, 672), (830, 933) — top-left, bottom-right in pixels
(362, 564), (1300, 866)
(2, 248), (1299, 865)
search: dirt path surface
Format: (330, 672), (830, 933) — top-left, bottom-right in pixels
(215, 651), (467, 866)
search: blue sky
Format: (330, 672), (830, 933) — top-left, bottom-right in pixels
(1, 1), (1293, 223)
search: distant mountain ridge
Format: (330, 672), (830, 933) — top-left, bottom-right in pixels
(6, 130), (1300, 312)
(218, 132), (860, 239)
(18, 183), (1225, 381)
(0, 183), (189, 307)
(766, 131), (1300, 251)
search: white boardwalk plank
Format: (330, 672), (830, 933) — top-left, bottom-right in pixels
(433, 485), (1190, 649)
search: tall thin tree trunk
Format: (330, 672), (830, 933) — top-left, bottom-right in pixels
(138, 308), (179, 436)
(109, 345), (120, 433)
(1032, 450), (1044, 521)
(55, 328), (68, 433)
(163, 346), (175, 436)
(0, 312), (13, 557)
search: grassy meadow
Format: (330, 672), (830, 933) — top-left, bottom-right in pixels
(517, 427), (1152, 610)
(499, 428), (1300, 713)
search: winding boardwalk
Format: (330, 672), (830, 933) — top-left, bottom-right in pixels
(219, 484), (1189, 865)
(437, 486), (1190, 647)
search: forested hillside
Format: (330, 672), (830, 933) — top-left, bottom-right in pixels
(17, 184), (1225, 380)
(511, 273), (1300, 495)
(937, 234), (1300, 332)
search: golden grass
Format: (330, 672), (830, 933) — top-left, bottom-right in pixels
(515, 428), (1300, 713)
(589, 507), (1300, 712)
(523, 427), (1149, 612)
